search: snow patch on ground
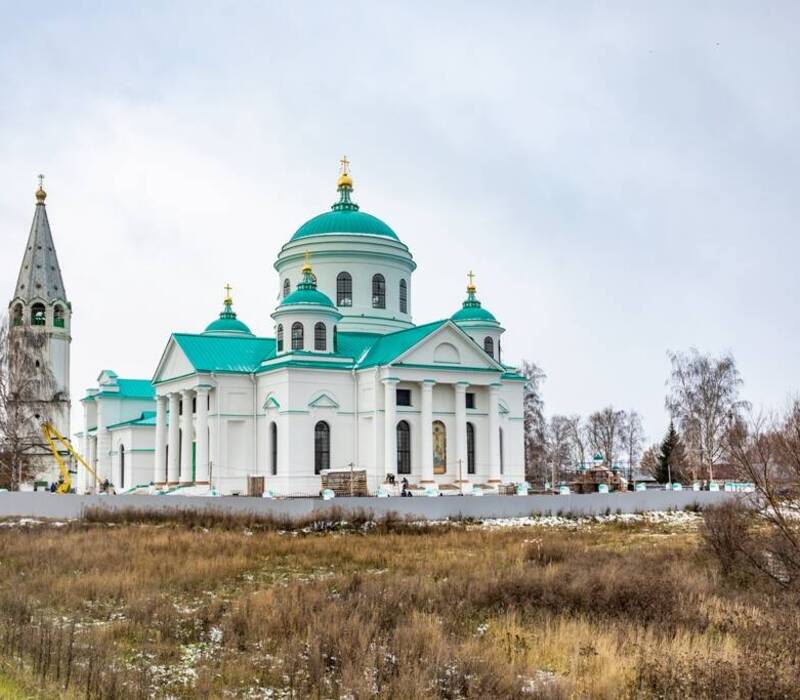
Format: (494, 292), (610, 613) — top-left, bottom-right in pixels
(473, 510), (702, 530)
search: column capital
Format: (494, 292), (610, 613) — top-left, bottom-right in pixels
(488, 382), (502, 392)
(181, 387), (195, 397)
(421, 379), (436, 387)
(382, 377), (400, 386)
(194, 385), (210, 396)
(454, 381), (469, 391)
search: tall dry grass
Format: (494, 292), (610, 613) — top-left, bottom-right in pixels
(0, 511), (797, 698)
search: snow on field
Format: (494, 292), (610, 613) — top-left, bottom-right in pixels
(472, 509), (702, 530)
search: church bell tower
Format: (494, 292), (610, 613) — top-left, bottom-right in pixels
(7, 177), (71, 441)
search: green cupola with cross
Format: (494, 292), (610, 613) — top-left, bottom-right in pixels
(450, 271), (505, 362)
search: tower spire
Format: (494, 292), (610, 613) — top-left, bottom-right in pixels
(13, 177), (66, 303)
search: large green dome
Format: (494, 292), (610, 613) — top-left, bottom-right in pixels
(291, 169), (399, 241)
(292, 209), (398, 241)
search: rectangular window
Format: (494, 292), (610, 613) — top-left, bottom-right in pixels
(396, 389), (412, 407)
(465, 392), (476, 409)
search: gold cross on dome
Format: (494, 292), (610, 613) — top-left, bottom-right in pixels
(467, 270), (475, 287)
(224, 283), (232, 303)
(37, 174), (45, 189)
(340, 155), (350, 175)
(304, 250), (311, 266)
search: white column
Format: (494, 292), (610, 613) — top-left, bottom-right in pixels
(87, 436), (97, 493)
(420, 380), (435, 483)
(488, 383), (501, 483)
(195, 387), (210, 483)
(154, 395), (167, 484)
(95, 402), (111, 484)
(79, 404), (90, 494)
(180, 389), (194, 483)
(454, 382), (469, 482)
(167, 392), (180, 484)
(383, 378), (399, 478)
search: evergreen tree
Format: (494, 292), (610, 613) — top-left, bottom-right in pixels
(654, 421), (685, 483)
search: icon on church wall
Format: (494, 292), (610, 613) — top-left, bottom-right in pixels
(433, 420), (447, 474)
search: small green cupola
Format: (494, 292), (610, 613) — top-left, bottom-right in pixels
(203, 285), (254, 337)
(451, 272), (500, 324)
(279, 259), (336, 308)
(450, 272), (505, 361)
(272, 257), (342, 355)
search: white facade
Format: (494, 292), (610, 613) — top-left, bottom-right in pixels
(80, 164), (527, 496)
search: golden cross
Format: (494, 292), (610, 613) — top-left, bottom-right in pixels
(467, 270), (475, 287)
(340, 155), (350, 175)
(37, 174), (45, 189)
(304, 250), (311, 266)
(224, 283), (232, 302)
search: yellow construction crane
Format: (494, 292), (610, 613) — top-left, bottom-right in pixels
(41, 422), (99, 494)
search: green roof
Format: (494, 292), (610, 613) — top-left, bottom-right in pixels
(164, 320), (514, 377)
(116, 379), (156, 399)
(357, 320), (447, 368)
(107, 411), (156, 430)
(291, 182), (399, 241)
(172, 333), (276, 374)
(84, 378), (155, 402)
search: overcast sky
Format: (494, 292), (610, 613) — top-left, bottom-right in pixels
(1, 2), (798, 441)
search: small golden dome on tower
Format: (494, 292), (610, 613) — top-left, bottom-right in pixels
(35, 174), (47, 203)
(337, 155), (353, 189)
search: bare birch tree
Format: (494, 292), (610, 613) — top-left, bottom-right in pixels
(620, 409), (645, 481)
(711, 403), (800, 588)
(588, 406), (626, 468)
(546, 415), (572, 488)
(666, 349), (748, 481)
(0, 316), (60, 489)
(520, 360), (547, 482)
(566, 414), (588, 470)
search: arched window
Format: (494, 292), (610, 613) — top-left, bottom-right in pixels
(336, 272), (352, 306)
(119, 445), (125, 489)
(12, 304), (23, 327)
(483, 336), (494, 358)
(276, 324), (284, 352)
(433, 420), (447, 475)
(499, 427), (505, 475)
(314, 421), (330, 474)
(291, 322), (304, 350)
(282, 279), (291, 298)
(399, 279), (408, 314)
(333, 325), (338, 353)
(372, 274), (386, 309)
(270, 422), (278, 476)
(31, 303), (45, 326)
(53, 305), (65, 328)
(467, 423), (475, 475)
(314, 322), (326, 351)
(397, 421), (411, 474)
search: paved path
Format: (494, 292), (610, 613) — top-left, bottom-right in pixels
(0, 490), (739, 521)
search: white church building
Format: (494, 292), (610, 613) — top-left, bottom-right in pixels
(78, 161), (526, 495)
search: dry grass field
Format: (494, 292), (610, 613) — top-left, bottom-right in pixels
(0, 508), (798, 699)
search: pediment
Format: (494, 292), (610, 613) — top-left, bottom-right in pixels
(153, 338), (194, 383)
(308, 390), (340, 409)
(394, 322), (502, 371)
